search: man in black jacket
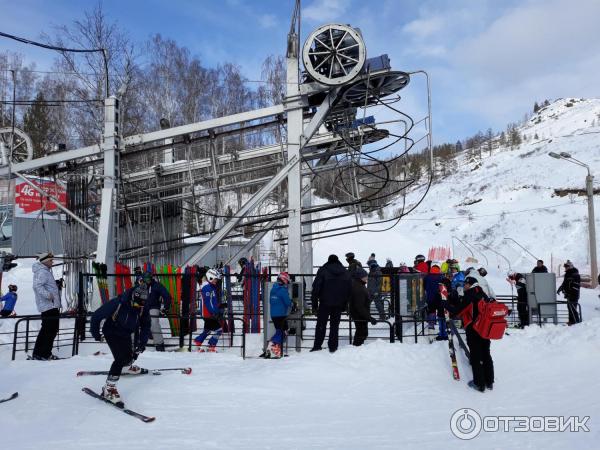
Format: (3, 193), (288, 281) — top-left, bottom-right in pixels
(557, 260), (581, 324)
(311, 255), (352, 352)
(349, 268), (377, 346)
(532, 260), (548, 273)
(507, 272), (529, 327)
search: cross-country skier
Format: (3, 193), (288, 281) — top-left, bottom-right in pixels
(266, 272), (292, 358)
(444, 276), (495, 392)
(557, 260), (581, 324)
(90, 285), (151, 404)
(141, 271), (172, 352)
(0, 284), (18, 317)
(194, 269), (225, 352)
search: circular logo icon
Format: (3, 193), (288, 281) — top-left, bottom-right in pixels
(450, 408), (482, 440)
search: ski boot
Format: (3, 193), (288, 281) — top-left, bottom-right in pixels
(102, 376), (124, 406)
(155, 343), (165, 352)
(486, 383), (494, 391)
(194, 341), (205, 352)
(207, 345), (217, 353)
(435, 335), (448, 341)
(271, 344), (282, 359)
(124, 365), (146, 375)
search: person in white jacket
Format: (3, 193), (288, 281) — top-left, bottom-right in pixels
(31, 252), (62, 360)
(465, 267), (496, 299)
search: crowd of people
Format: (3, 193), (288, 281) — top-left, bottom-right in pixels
(0, 250), (588, 402)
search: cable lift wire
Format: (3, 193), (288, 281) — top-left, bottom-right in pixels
(0, 30), (110, 97)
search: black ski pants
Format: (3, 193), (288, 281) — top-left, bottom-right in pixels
(313, 305), (344, 352)
(567, 299), (580, 324)
(517, 301), (529, 327)
(33, 308), (60, 359)
(466, 326), (494, 389)
(352, 320), (368, 346)
(105, 333), (134, 377)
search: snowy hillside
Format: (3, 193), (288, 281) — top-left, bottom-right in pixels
(313, 98), (600, 291)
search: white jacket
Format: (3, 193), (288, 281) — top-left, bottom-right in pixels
(466, 269), (496, 299)
(32, 261), (61, 313)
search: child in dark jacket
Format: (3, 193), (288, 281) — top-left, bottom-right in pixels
(90, 286), (151, 405)
(267, 272), (292, 358)
(0, 284), (18, 317)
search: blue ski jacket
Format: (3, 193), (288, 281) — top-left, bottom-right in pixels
(424, 273), (444, 306)
(0, 292), (17, 312)
(451, 272), (466, 290)
(90, 288), (151, 347)
(269, 283), (291, 318)
(146, 280), (172, 311)
(201, 282), (222, 317)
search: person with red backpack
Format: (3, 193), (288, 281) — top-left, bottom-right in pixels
(444, 276), (507, 392)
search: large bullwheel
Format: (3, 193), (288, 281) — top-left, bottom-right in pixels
(302, 24), (366, 86)
(0, 127), (34, 165)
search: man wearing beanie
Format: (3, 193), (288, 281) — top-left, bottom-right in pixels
(311, 254), (352, 352)
(32, 252), (62, 360)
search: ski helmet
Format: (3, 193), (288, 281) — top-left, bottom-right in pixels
(142, 271), (153, 284)
(415, 254), (426, 263)
(277, 272), (290, 285)
(8, 284), (17, 292)
(238, 257), (248, 267)
(477, 267), (488, 277)
(132, 286), (148, 307)
(464, 276), (478, 287)
(206, 269), (221, 283)
(345, 252), (355, 259)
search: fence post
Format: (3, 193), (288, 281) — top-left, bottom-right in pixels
(25, 319), (30, 354)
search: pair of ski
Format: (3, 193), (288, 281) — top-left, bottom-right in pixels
(439, 284), (461, 381)
(81, 367), (191, 422)
(77, 367), (192, 376)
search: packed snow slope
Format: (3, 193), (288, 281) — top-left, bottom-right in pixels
(312, 98), (600, 280)
(1, 290), (599, 449)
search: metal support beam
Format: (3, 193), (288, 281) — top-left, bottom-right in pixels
(225, 220), (279, 267)
(124, 104), (284, 147)
(95, 96), (121, 302)
(182, 154), (299, 267)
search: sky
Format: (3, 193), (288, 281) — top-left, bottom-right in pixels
(0, 0), (599, 144)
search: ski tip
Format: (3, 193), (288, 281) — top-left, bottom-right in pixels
(143, 416), (156, 423)
(182, 368), (192, 375)
(76, 371), (84, 377)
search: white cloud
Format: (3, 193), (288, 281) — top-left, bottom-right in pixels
(402, 16), (445, 39)
(303, 0), (348, 22)
(258, 14), (278, 29)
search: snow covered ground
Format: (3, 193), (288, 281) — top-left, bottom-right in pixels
(1, 256), (599, 449)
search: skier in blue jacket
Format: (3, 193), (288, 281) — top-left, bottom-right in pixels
(266, 272), (292, 358)
(194, 269), (225, 352)
(0, 284), (18, 317)
(90, 285), (151, 405)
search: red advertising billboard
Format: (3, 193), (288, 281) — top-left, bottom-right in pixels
(14, 178), (67, 219)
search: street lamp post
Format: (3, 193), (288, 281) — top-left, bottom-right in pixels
(549, 152), (597, 288)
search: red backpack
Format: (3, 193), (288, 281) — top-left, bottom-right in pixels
(473, 298), (509, 340)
